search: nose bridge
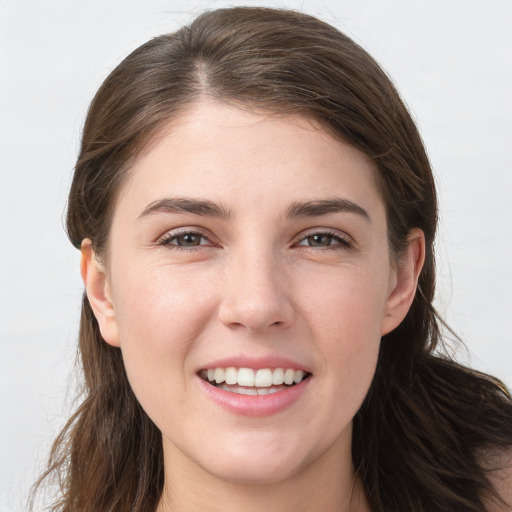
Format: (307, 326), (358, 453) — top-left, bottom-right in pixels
(219, 241), (294, 332)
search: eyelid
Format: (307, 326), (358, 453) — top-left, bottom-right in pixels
(293, 228), (353, 248)
(155, 226), (353, 250)
(156, 227), (218, 248)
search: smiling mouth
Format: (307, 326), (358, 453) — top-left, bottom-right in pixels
(199, 367), (311, 396)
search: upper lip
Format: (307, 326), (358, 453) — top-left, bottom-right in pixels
(198, 355), (311, 373)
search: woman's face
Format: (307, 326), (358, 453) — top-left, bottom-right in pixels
(85, 101), (419, 487)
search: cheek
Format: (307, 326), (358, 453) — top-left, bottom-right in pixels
(115, 261), (218, 341)
(110, 263), (218, 405)
(300, 264), (389, 342)
(298, 265), (386, 402)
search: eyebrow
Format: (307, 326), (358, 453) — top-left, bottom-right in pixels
(138, 197), (232, 220)
(138, 196), (370, 222)
(286, 198), (371, 222)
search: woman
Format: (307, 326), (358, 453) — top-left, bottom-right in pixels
(33, 7), (512, 512)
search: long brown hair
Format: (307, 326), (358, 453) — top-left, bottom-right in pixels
(32, 7), (512, 511)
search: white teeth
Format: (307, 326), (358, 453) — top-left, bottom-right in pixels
(237, 367), (255, 387)
(255, 369), (273, 387)
(219, 384), (259, 395)
(203, 366), (308, 389)
(218, 384), (289, 395)
(258, 386), (287, 395)
(283, 368), (295, 385)
(225, 367), (237, 385)
(272, 367), (284, 385)
(214, 368), (225, 384)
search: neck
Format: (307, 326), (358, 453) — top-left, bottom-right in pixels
(156, 432), (370, 512)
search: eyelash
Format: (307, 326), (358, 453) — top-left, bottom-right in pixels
(294, 230), (352, 250)
(157, 229), (214, 249)
(157, 228), (352, 251)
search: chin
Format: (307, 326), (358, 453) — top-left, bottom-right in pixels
(194, 433), (316, 486)
(206, 456), (306, 487)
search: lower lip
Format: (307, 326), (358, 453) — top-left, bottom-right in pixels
(197, 376), (311, 417)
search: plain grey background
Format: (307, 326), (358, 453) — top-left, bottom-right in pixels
(1, 0), (511, 510)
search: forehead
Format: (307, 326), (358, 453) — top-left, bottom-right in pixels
(115, 100), (385, 221)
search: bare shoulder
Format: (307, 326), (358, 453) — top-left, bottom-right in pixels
(482, 447), (512, 511)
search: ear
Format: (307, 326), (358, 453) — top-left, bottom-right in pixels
(80, 239), (120, 347)
(380, 228), (425, 336)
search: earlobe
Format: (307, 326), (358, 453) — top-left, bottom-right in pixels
(380, 228), (425, 336)
(80, 239), (120, 347)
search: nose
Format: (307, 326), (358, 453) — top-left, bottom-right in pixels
(218, 249), (295, 333)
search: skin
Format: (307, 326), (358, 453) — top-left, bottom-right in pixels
(82, 101), (425, 512)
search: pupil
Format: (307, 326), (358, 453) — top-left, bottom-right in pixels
(179, 234), (200, 246)
(310, 234), (331, 246)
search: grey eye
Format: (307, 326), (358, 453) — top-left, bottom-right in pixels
(296, 231), (351, 250)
